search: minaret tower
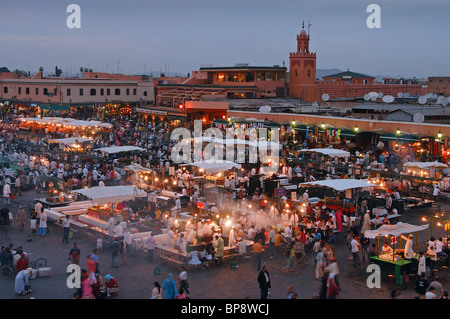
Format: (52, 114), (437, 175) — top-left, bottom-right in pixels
(289, 21), (317, 102)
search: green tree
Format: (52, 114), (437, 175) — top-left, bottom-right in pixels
(55, 66), (63, 77)
(0, 67), (10, 73)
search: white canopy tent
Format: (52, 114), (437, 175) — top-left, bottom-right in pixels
(94, 146), (146, 154)
(124, 163), (152, 173)
(20, 117), (113, 129)
(72, 185), (147, 205)
(364, 222), (429, 239)
(181, 160), (242, 175)
(299, 179), (376, 192)
(298, 148), (350, 158)
(403, 161), (448, 169)
(49, 137), (93, 146)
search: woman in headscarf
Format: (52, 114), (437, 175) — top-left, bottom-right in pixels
(104, 274), (119, 297)
(162, 273), (178, 299)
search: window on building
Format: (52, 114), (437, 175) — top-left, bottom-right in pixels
(217, 72), (225, 82)
(107, 88), (110, 96)
(18, 87), (22, 94)
(227, 73), (235, 82)
(115, 88), (121, 95)
(79, 88), (84, 96)
(245, 73), (254, 82)
(133, 88), (136, 95)
(277, 73), (285, 81)
(143, 91), (147, 96)
(90, 88), (97, 96)
(54, 88), (58, 95)
(43, 88), (48, 95)
(126, 88), (130, 95)
(35, 88), (39, 95)
(67, 88), (71, 96)
(3, 87), (7, 94)
(266, 72), (274, 81)
(100, 88), (104, 96)
(256, 72), (266, 81)
(26, 88), (30, 95)
(307, 70), (311, 78)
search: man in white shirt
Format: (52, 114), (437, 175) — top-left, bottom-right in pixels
(351, 235), (361, 267)
(435, 237), (448, 264)
(3, 182), (11, 205)
(62, 215), (71, 243)
(177, 232), (187, 253)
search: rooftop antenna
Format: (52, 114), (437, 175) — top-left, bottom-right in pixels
(302, 20), (305, 30)
(308, 21), (312, 35)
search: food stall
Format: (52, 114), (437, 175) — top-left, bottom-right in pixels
(365, 222), (429, 285)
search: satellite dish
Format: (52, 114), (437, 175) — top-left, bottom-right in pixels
(418, 96), (427, 105)
(413, 113), (425, 123)
(321, 93), (329, 101)
(382, 95), (394, 103)
(425, 93), (433, 99)
(437, 96), (448, 106)
(312, 102), (319, 107)
(364, 94), (370, 101)
(368, 92), (378, 99)
(370, 95), (377, 102)
(397, 92), (404, 98)
(259, 105), (271, 113)
(448, 96), (450, 104)
(378, 92), (384, 98)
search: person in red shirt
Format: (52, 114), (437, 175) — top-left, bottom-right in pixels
(86, 255), (96, 276)
(16, 254), (29, 273)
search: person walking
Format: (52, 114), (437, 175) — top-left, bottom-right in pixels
(162, 273), (178, 299)
(253, 239), (263, 271)
(257, 265), (271, 299)
(351, 235), (361, 267)
(178, 266), (190, 298)
(3, 182), (11, 206)
(146, 232), (156, 262)
(39, 210), (47, 237)
(110, 237), (120, 268)
(69, 243), (81, 266)
(30, 209), (37, 236)
(62, 215), (71, 243)
(268, 226), (276, 258)
(16, 206), (26, 232)
(13, 176), (22, 196)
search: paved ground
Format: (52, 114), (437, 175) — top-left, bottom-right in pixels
(0, 189), (448, 299)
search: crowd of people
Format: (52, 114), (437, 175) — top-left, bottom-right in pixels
(0, 109), (449, 300)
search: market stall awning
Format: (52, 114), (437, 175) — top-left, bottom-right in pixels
(19, 117), (113, 129)
(94, 146), (146, 154)
(181, 160), (242, 174)
(124, 163), (153, 173)
(72, 186), (147, 205)
(49, 137), (93, 146)
(364, 222), (429, 239)
(298, 148), (350, 158)
(299, 179), (376, 191)
(403, 161), (448, 169)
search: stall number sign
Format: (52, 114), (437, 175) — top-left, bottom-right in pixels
(390, 237), (397, 245)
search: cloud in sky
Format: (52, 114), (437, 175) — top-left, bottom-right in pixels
(0, 0), (448, 78)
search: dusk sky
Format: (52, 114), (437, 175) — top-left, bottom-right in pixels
(0, 0), (449, 78)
